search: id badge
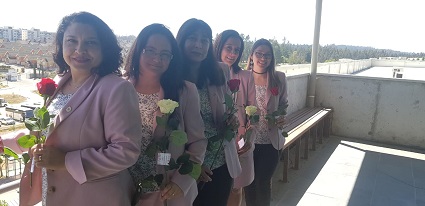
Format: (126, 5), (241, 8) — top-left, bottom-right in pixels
(157, 153), (171, 166)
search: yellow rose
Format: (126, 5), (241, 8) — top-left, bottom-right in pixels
(157, 99), (179, 114)
(245, 106), (257, 116)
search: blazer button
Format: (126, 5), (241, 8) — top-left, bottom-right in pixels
(65, 106), (72, 112)
(48, 186), (56, 193)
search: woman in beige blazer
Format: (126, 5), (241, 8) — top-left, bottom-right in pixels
(214, 30), (256, 206)
(244, 39), (288, 206)
(123, 23), (207, 206)
(177, 19), (242, 206)
(18, 12), (142, 206)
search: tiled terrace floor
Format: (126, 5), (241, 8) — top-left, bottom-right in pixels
(2, 135), (425, 206)
(270, 136), (425, 206)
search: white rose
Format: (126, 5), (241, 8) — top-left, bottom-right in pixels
(157, 99), (179, 114)
(245, 106), (257, 116)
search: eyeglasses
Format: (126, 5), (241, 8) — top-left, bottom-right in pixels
(254, 52), (272, 60)
(142, 48), (173, 61)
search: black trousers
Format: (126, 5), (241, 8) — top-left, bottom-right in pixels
(193, 164), (233, 206)
(244, 144), (280, 206)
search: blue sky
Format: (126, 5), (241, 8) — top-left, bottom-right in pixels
(2, 0), (424, 53)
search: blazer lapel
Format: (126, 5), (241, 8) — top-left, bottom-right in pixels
(265, 73), (272, 108)
(51, 74), (99, 132)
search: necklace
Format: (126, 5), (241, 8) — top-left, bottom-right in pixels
(252, 69), (267, 74)
(68, 81), (83, 89)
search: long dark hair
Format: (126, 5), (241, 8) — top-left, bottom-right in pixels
(247, 38), (280, 88)
(53, 11), (122, 77)
(123, 23), (184, 102)
(176, 18), (225, 88)
(213, 30), (244, 74)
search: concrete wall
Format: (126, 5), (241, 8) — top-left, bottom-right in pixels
(314, 74), (425, 149)
(372, 59), (425, 68)
(286, 74), (309, 115)
(277, 59), (372, 76)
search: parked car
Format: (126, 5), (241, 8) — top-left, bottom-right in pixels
(0, 117), (16, 125)
(0, 98), (8, 107)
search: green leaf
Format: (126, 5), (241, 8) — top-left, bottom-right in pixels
(156, 116), (167, 127)
(251, 115), (259, 124)
(224, 94), (234, 109)
(24, 119), (40, 131)
(245, 129), (253, 141)
(141, 179), (155, 188)
(157, 138), (169, 152)
(41, 110), (50, 129)
(4, 147), (18, 160)
(208, 135), (221, 143)
(145, 143), (158, 158)
(35, 107), (48, 119)
(17, 135), (37, 148)
(154, 174), (164, 186)
(170, 130), (188, 146)
(278, 108), (287, 116)
(224, 128), (235, 142)
(189, 163), (202, 179)
(168, 158), (179, 170)
(178, 161), (193, 175)
(22, 153), (31, 164)
(168, 118), (179, 130)
(176, 153), (190, 164)
(266, 115), (275, 126)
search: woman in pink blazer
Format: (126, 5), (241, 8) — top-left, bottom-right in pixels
(213, 30), (256, 206)
(123, 24), (207, 206)
(244, 39), (288, 206)
(18, 12), (142, 206)
(176, 19), (242, 206)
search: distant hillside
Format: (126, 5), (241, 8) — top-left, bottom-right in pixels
(118, 36), (425, 65)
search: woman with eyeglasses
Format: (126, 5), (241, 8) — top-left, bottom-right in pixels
(123, 23), (207, 206)
(176, 19), (241, 206)
(244, 38), (288, 206)
(213, 29), (256, 206)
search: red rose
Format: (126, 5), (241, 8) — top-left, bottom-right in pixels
(37, 78), (57, 97)
(270, 87), (279, 96)
(227, 79), (240, 93)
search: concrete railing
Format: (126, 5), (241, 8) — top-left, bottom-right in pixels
(278, 59), (425, 77)
(313, 74), (425, 149)
(371, 59), (425, 68)
(277, 59), (372, 76)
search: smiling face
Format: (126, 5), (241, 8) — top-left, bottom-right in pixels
(252, 45), (273, 71)
(62, 23), (102, 73)
(139, 34), (172, 76)
(183, 30), (210, 63)
(220, 37), (242, 67)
